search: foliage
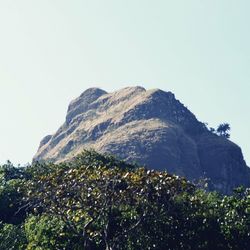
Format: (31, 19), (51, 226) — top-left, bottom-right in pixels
(0, 150), (249, 249)
(0, 222), (26, 250)
(0, 163), (27, 224)
(69, 149), (136, 170)
(204, 122), (231, 139)
(26, 159), (193, 249)
(216, 123), (231, 138)
(24, 214), (79, 250)
(219, 187), (250, 249)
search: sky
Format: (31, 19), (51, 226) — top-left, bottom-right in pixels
(0, 0), (249, 166)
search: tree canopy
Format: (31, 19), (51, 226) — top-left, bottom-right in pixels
(216, 123), (231, 138)
(0, 150), (249, 249)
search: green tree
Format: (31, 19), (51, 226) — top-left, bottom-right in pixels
(24, 214), (78, 250)
(2, 150), (247, 250)
(219, 187), (250, 250)
(0, 164), (27, 224)
(216, 123), (231, 138)
(0, 222), (27, 250)
(25, 151), (193, 250)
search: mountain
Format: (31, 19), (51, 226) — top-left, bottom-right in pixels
(34, 86), (250, 193)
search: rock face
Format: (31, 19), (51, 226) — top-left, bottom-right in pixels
(34, 86), (250, 193)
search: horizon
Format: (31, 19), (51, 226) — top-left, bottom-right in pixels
(0, 0), (250, 166)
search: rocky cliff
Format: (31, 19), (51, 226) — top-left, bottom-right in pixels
(34, 86), (250, 193)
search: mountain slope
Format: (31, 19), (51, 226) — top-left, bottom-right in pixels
(34, 86), (250, 193)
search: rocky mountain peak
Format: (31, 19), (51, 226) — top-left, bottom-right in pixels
(66, 87), (107, 124)
(79, 87), (107, 99)
(34, 86), (250, 193)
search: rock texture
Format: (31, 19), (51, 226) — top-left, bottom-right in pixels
(34, 86), (250, 193)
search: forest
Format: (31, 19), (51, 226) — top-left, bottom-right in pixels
(0, 150), (249, 250)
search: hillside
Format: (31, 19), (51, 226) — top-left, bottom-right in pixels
(34, 86), (250, 193)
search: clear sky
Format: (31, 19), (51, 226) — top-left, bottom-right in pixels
(0, 0), (249, 166)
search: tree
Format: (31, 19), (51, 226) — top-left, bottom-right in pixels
(24, 215), (75, 250)
(25, 151), (194, 250)
(1, 151), (250, 249)
(0, 164), (27, 224)
(0, 222), (26, 250)
(219, 187), (250, 250)
(216, 123), (231, 138)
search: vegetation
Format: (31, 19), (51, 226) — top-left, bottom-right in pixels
(216, 123), (231, 139)
(0, 150), (249, 249)
(206, 122), (231, 139)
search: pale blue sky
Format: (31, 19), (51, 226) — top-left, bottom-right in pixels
(0, 0), (249, 165)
